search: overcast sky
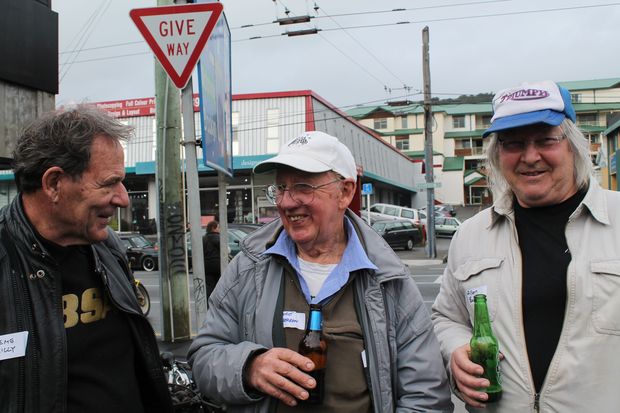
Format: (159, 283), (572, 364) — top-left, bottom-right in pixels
(52, 0), (620, 110)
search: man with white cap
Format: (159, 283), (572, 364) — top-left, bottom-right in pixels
(189, 131), (453, 412)
(432, 81), (620, 412)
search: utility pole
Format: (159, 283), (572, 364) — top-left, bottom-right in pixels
(422, 26), (437, 258)
(181, 77), (208, 330)
(155, 0), (191, 342)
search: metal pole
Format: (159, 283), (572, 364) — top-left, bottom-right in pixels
(422, 26), (436, 258)
(217, 172), (229, 274)
(155, 0), (190, 342)
(181, 79), (208, 330)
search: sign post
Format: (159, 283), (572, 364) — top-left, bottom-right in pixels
(130, 2), (224, 337)
(361, 183), (373, 225)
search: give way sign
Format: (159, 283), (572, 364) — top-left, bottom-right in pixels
(130, 3), (224, 89)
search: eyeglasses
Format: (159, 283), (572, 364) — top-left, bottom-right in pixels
(498, 134), (566, 153)
(265, 178), (343, 205)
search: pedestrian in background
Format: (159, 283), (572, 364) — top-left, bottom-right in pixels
(189, 131), (453, 412)
(433, 80), (620, 411)
(0, 106), (172, 412)
(202, 219), (221, 298)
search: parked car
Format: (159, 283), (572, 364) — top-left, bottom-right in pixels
(118, 232), (159, 272)
(420, 204), (457, 217)
(371, 219), (425, 251)
(228, 223), (262, 236)
(364, 203), (425, 233)
(186, 223), (261, 264)
(434, 216), (462, 237)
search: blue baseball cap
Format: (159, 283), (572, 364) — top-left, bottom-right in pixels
(483, 81), (576, 138)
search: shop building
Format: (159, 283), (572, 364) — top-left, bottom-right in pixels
(0, 90), (425, 232)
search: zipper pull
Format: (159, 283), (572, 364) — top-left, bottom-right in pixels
(534, 392), (540, 412)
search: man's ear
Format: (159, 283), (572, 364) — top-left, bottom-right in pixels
(338, 179), (357, 209)
(41, 167), (65, 203)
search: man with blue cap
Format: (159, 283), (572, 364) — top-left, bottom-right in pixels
(432, 80), (620, 412)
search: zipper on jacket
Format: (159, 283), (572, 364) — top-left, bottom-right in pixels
(10, 269), (27, 412)
(508, 214), (542, 410)
(354, 273), (378, 411)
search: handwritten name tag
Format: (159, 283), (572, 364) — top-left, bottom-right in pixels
(283, 311), (306, 330)
(0, 331), (28, 361)
(466, 286), (488, 304)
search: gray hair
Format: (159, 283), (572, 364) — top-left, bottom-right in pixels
(13, 105), (133, 192)
(485, 119), (594, 202)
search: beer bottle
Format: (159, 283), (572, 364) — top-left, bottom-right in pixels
(298, 304), (327, 404)
(470, 294), (502, 403)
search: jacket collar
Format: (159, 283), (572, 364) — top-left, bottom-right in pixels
(3, 194), (51, 258)
(240, 209), (409, 283)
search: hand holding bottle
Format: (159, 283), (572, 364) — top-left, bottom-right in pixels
(246, 348), (317, 407)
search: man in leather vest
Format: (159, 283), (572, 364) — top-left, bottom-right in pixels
(0, 106), (172, 412)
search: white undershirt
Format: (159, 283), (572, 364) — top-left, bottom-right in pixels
(297, 256), (337, 298)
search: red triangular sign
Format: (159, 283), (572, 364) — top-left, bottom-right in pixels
(130, 3), (224, 89)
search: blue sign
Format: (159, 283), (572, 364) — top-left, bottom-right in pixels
(197, 1), (233, 177)
(362, 183), (373, 195)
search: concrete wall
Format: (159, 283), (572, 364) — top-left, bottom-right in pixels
(0, 80), (55, 158)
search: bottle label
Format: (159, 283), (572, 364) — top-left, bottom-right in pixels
(309, 310), (322, 331)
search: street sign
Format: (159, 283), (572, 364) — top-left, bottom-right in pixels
(362, 183), (373, 195)
(414, 182), (442, 190)
(197, 1), (233, 176)
(130, 3), (224, 89)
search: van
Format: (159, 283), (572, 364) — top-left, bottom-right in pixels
(365, 203), (426, 239)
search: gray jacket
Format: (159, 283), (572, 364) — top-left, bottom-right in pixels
(188, 210), (452, 412)
(432, 180), (620, 412)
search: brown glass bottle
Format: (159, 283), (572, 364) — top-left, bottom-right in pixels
(470, 294), (503, 403)
(298, 304), (327, 404)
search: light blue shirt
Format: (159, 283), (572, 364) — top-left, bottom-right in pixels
(264, 217), (378, 304)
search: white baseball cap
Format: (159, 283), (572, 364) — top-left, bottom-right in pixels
(253, 131), (357, 182)
(483, 80), (576, 137)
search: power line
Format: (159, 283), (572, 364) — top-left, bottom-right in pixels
(60, 0), (112, 81)
(272, 0), (402, 93)
(58, 3), (620, 61)
(315, 2), (410, 91)
(230, 0), (512, 29)
(233, 2), (620, 41)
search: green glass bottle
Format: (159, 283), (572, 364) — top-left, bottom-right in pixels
(298, 304), (327, 404)
(470, 294), (502, 403)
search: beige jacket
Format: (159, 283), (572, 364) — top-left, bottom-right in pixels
(432, 180), (620, 412)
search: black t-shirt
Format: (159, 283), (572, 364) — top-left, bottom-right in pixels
(44, 241), (145, 413)
(514, 189), (585, 393)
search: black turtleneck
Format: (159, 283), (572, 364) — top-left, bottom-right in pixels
(514, 189), (586, 393)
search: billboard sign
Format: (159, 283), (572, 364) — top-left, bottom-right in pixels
(196, 1), (232, 176)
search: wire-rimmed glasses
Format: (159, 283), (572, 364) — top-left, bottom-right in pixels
(265, 178), (342, 205)
(498, 134), (566, 153)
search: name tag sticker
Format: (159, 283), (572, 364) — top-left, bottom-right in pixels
(466, 286), (488, 304)
(0, 331), (28, 361)
(283, 311), (306, 330)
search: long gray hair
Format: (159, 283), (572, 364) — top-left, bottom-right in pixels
(485, 119), (594, 202)
(13, 105), (133, 193)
